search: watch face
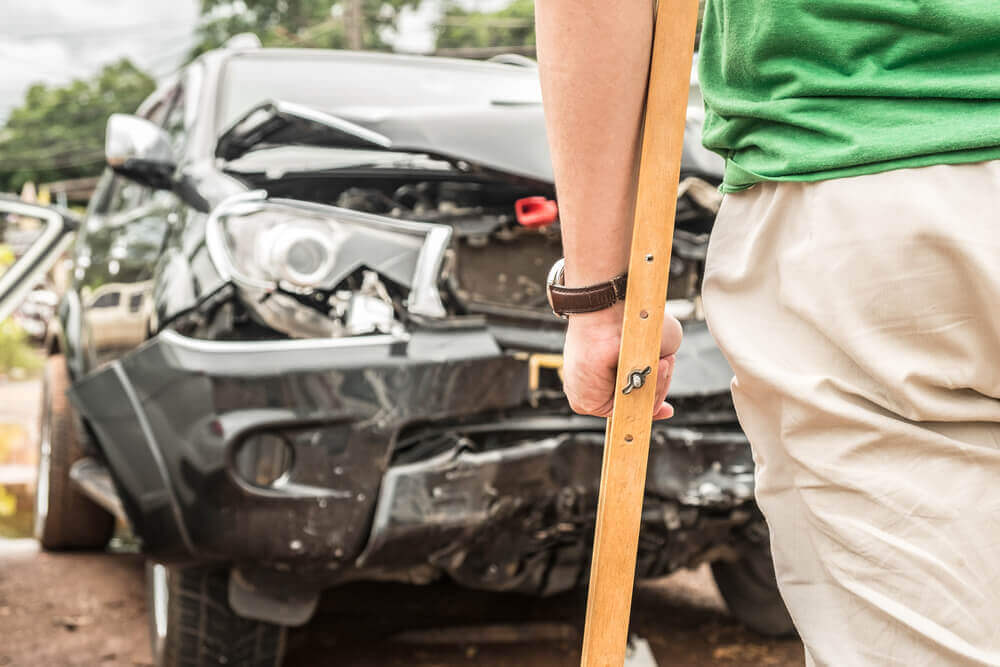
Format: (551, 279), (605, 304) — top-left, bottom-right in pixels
(546, 258), (565, 288)
(546, 258), (566, 318)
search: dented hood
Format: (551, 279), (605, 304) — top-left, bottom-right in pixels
(216, 99), (555, 184)
(216, 97), (724, 184)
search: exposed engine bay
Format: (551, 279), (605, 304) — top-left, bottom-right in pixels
(209, 165), (722, 342)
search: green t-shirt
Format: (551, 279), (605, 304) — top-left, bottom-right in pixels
(699, 1), (1000, 193)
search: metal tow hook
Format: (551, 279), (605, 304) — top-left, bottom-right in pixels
(621, 366), (652, 395)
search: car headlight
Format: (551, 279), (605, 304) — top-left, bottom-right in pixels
(206, 191), (452, 337)
(226, 213), (347, 290)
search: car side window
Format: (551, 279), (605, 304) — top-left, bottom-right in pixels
(91, 291), (121, 308)
(128, 292), (144, 312)
(162, 88), (187, 154)
(110, 177), (150, 214)
(160, 63), (202, 156)
(87, 171), (150, 219)
(144, 98), (171, 127)
(85, 170), (115, 218)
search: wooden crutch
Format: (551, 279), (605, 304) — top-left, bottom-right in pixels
(580, 1), (701, 665)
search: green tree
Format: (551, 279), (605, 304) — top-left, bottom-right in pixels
(0, 59), (155, 194)
(434, 0), (708, 54)
(191, 0), (419, 57)
(434, 0), (535, 51)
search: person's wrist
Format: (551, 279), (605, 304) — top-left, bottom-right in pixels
(563, 264), (629, 289)
(566, 300), (625, 331)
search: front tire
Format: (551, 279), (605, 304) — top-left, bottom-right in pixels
(711, 538), (796, 637)
(34, 354), (115, 549)
(146, 562), (288, 667)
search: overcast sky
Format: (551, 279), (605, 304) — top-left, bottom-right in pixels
(0, 0), (199, 124)
(0, 0), (510, 126)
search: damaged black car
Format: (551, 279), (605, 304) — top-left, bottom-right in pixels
(0, 40), (792, 667)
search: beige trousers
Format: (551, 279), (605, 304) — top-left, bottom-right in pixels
(703, 161), (1000, 666)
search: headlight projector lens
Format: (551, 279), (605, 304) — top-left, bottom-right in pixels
(263, 224), (337, 287)
(287, 237), (327, 277)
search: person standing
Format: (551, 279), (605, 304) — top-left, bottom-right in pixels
(535, 1), (1000, 664)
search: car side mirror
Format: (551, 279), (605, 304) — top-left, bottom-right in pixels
(105, 113), (176, 190)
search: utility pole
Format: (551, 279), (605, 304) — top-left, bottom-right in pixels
(346, 0), (364, 50)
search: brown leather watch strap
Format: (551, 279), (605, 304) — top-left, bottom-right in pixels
(548, 273), (628, 316)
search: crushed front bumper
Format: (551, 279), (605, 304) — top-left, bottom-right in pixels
(69, 322), (756, 593)
(357, 419), (755, 595)
(70, 327), (530, 563)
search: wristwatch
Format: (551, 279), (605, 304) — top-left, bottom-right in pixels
(545, 258), (628, 319)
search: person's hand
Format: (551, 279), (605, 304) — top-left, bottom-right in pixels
(562, 303), (682, 420)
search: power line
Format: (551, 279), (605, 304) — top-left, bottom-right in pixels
(0, 142), (105, 162)
(0, 155), (105, 173)
(0, 24), (197, 127)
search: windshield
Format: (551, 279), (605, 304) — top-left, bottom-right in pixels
(216, 51), (543, 135)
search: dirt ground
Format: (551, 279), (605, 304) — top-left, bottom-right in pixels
(0, 377), (805, 667)
(0, 544), (804, 667)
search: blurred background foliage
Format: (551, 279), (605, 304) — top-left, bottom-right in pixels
(0, 318), (43, 376)
(0, 244), (14, 270)
(190, 0), (421, 56)
(0, 60), (155, 194)
(435, 0), (534, 50)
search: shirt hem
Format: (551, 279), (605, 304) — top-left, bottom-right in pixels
(720, 146), (1000, 193)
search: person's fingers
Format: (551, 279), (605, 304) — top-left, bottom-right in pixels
(574, 354), (674, 420)
(566, 386), (615, 418)
(562, 309), (681, 421)
(651, 354), (675, 420)
(566, 389), (614, 419)
(652, 401), (674, 420)
(660, 311), (684, 358)
(652, 313), (682, 422)
(562, 332), (619, 418)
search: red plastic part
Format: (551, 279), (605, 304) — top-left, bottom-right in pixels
(515, 196), (559, 228)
